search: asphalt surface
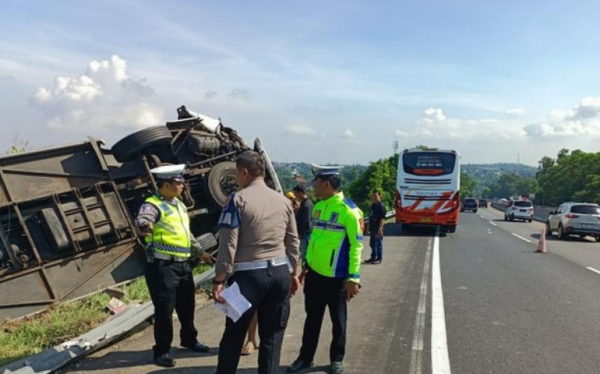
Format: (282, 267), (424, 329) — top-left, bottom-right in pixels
(61, 210), (600, 374)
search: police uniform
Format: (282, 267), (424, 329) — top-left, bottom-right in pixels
(135, 164), (209, 367)
(288, 165), (363, 374)
(215, 179), (300, 374)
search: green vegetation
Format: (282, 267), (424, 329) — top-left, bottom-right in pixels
(534, 149), (600, 206)
(0, 292), (111, 365)
(347, 154), (399, 214)
(274, 162), (366, 193)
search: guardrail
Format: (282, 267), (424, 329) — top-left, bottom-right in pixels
(363, 210), (395, 226)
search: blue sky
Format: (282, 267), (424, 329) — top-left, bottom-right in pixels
(2, 0), (600, 165)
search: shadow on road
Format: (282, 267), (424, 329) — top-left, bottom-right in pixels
(381, 223), (437, 237)
(147, 365), (331, 374)
(74, 349), (218, 371)
(529, 233), (596, 243)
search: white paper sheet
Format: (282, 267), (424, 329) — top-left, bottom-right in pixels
(214, 282), (252, 323)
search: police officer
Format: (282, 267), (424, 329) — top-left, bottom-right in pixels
(213, 150), (300, 374)
(135, 164), (215, 368)
(287, 164), (363, 374)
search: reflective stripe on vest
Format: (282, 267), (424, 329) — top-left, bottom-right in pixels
(144, 195), (191, 258)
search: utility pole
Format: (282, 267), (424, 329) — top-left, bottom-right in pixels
(393, 140), (399, 154)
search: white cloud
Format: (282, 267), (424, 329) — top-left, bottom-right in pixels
(395, 130), (409, 139)
(282, 124), (316, 136)
(341, 129), (355, 139)
(507, 107), (526, 116)
(423, 107), (446, 123)
(524, 96), (600, 137)
(29, 55), (164, 131)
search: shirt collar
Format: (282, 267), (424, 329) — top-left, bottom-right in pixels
(324, 191), (344, 203)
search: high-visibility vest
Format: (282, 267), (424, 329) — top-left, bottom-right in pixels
(144, 194), (191, 258)
(305, 192), (364, 282)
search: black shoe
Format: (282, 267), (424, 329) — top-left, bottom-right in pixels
(330, 361), (344, 374)
(364, 258), (375, 264)
(286, 359), (314, 373)
(373, 260), (382, 264)
(181, 341), (210, 353)
(154, 353), (175, 367)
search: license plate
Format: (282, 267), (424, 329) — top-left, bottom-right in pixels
(420, 217), (433, 223)
(582, 224), (595, 229)
(520, 209), (526, 212)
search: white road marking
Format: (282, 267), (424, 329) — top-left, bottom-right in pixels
(432, 229), (452, 373)
(511, 233), (531, 243)
(586, 267), (600, 275)
(490, 222), (498, 227)
(480, 215), (484, 218)
(409, 237), (432, 374)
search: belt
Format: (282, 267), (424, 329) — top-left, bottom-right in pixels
(234, 255), (291, 272)
(150, 251), (189, 262)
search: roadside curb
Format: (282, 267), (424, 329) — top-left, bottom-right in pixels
(0, 268), (215, 374)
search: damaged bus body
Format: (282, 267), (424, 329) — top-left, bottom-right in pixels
(0, 106), (281, 320)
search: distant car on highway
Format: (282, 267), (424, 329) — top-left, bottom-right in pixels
(546, 202), (600, 241)
(479, 198), (488, 208)
(461, 198), (478, 213)
(504, 199), (534, 222)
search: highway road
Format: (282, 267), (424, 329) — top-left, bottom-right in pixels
(63, 210), (600, 374)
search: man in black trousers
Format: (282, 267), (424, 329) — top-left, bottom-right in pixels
(212, 151), (300, 374)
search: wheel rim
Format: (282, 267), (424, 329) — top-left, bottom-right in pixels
(219, 175), (238, 196)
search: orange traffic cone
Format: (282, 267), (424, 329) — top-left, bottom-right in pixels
(536, 228), (547, 253)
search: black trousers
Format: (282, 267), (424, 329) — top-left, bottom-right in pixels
(216, 263), (291, 374)
(299, 269), (347, 363)
(145, 260), (198, 357)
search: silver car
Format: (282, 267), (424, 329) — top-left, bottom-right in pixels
(546, 202), (600, 241)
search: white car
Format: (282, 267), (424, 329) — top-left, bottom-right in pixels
(546, 202), (600, 241)
(504, 199), (534, 222)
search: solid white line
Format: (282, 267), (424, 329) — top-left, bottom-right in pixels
(432, 229), (452, 373)
(490, 222), (498, 227)
(511, 233), (531, 243)
(409, 237), (433, 374)
(480, 215), (484, 218)
(586, 267), (600, 275)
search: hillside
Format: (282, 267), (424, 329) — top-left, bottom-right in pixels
(272, 162), (367, 192)
(462, 163), (538, 195)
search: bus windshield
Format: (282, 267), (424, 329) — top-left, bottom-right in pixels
(402, 152), (456, 176)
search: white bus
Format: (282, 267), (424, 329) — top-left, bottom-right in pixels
(395, 148), (461, 233)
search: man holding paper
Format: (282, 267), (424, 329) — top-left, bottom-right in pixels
(212, 150), (300, 374)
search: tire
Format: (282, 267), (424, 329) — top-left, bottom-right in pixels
(504, 215), (508, 221)
(206, 162), (239, 207)
(558, 225), (567, 240)
(474, 209), (478, 213)
(445, 225), (456, 233)
(546, 222), (552, 236)
(111, 126), (173, 163)
(528, 219), (533, 223)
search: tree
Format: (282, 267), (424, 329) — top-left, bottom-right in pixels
(460, 172), (477, 199)
(5, 133), (29, 155)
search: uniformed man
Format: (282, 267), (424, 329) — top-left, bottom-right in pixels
(213, 150), (300, 374)
(287, 164), (363, 374)
(135, 164), (215, 368)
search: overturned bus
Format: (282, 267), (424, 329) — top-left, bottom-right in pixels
(0, 106), (281, 321)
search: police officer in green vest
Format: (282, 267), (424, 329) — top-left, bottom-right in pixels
(287, 164), (363, 374)
(135, 164), (215, 368)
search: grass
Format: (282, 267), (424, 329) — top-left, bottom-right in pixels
(0, 264), (213, 366)
(0, 292), (111, 366)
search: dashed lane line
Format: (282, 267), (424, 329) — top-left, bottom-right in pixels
(490, 222), (498, 227)
(409, 237), (432, 374)
(586, 267), (600, 275)
(511, 233), (532, 243)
